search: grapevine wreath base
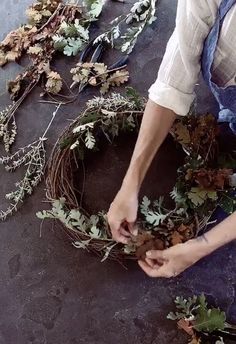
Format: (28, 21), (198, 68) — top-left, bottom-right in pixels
(37, 90), (236, 262)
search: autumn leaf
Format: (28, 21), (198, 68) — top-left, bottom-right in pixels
(107, 69), (129, 86)
(45, 71), (63, 94)
(5, 50), (19, 62)
(7, 78), (22, 99)
(187, 187), (217, 206)
(173, 122), (191, 145)
(28, 45), (43, 55)
(188, 336), (201, 344)
(100, 81), (110, 94)
(0, 50), (6, 66)
(93, 63), (108, 75)
(171, 231), (184, 245)
(177, 319), (194, 336)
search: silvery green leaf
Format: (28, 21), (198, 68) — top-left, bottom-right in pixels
(112, 26), (120, 39)
(74, 19), (89, 40)
(89, 0), (104, 18)
(70, 139), (80, 150)
(73, 122), (94, 133)
(64, 38), (83, 56)
(148, 15), (157, 24)
(121, 41), (131, 52)
(127, 114), (135, 128)
(89, 214), (99, 226)
(36, 210), (55, 219)
(90, 225), (101, 238)
(73, 239), (91, 249)
(101, 243), (117, 262)
(69, 209), (87, 231)
(140, 196), (151, 215)
(85, 130), (96, 149)
(145, 211), (167, 226)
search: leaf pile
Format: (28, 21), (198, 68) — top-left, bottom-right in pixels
(70, 62), (129, 94)
(168, 294), (235, 344)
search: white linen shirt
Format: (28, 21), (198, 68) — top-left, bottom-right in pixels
(149, 0), (236, 116)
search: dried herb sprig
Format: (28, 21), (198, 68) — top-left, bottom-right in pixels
(0, 103), (61, 220)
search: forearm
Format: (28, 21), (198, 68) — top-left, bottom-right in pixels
(196, 212), (236, 258)
(122, 99), (176, 192)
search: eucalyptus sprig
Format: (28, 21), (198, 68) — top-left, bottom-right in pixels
(0, 104), (61, 220)
(93, 0), (157, 53)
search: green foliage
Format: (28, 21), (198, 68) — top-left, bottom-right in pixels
(167, 295), (199, 321)
(87, 0), (105, 18)
(168, 294), (226, 334)
(219, 192), (236, 214)
(53, 19), (90, 56)
(194, 304), (226, 333)
(187, 187), (218, 207)
(93, 0), (157, 54)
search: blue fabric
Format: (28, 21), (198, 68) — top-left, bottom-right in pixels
(201, 0), (236, 133)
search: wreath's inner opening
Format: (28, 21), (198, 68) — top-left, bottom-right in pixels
(74, 132), (186, 214)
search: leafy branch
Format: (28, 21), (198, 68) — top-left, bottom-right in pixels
(0, 104), (61, 220)
(93, 0), (157, 53)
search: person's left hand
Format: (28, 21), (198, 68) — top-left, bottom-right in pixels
(138, 238), (209, 278)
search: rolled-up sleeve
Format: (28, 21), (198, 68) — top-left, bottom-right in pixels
(149, 0), (216, 116)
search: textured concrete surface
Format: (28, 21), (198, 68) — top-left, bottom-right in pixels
(0, 0), (235, 343)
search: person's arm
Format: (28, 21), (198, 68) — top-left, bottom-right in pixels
(108, 101), (175, 244)
(139, 211), (236, 278)
(123, 101), (176, 194)
(108, 0), (216, 244)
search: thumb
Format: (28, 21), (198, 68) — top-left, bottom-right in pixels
(127, 222), (138, 236)
(146, 250), (165, 261)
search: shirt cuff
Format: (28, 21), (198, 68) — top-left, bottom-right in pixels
(148, 80), (195, 116)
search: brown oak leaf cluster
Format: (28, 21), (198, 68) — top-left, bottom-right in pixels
(133, 223), (195, 260)
(186, 168), (232, 190)
(70, 62), (129, 94)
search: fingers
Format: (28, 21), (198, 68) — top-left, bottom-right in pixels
(138, 260), (177, 278)
(146, 250), (166, 262)
(127, 222), (138, 236)
(109, 220), (129, 244)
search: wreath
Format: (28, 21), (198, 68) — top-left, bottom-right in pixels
(37, 89), (236, 262)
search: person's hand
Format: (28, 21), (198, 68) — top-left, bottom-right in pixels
(138, 238), (209, 278)
(108, 187), (138, 244)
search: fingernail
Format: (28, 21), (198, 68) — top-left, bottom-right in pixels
(133, 229), (138, 236)
(146, 251), (151, 257)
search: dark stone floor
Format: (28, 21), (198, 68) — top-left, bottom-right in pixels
(0, 0), (235, 343)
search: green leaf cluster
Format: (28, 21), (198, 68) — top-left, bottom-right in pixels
(53, 19), (89, 56)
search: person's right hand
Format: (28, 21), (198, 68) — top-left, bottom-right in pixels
(107, 187), (138, 244)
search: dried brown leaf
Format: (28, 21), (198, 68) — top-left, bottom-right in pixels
(173, 122), (191, 145)
(108, 69), (129, 86)
(177, 319), (194, 336)
(45, 71), (63, 94)
(171, 231), (184, 245)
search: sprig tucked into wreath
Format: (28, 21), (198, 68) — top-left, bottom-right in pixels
(37, 90), (236, 262)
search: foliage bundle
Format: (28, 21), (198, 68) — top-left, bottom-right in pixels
(37, 90), (236, 261)
(168, 294), (236, 343)
(0, 104), (61, 220)
(0, 0), (157, 153)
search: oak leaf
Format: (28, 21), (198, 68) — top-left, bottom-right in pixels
(171, 231), (184, 245)
(45, 71), (63, 94)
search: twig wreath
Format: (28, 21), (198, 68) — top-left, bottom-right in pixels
(37, 89), (236, 262)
